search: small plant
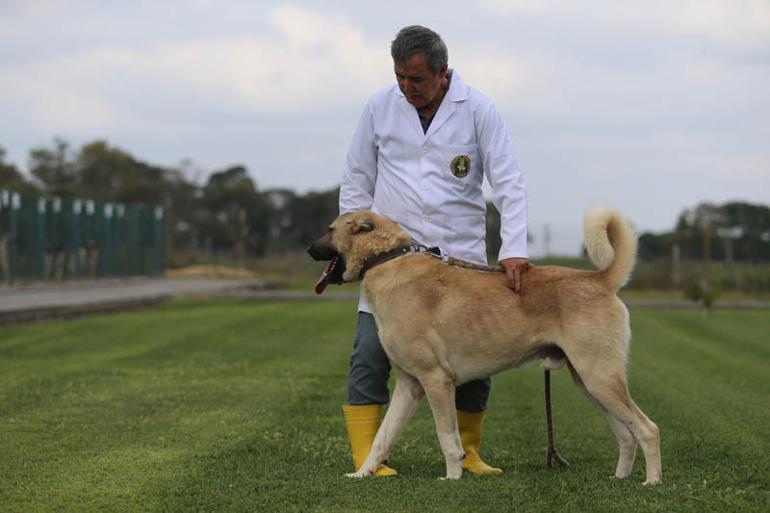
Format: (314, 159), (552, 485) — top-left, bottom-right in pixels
(684, 279), (718, 314)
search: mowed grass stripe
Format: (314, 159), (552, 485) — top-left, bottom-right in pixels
(0, 300), (354, 512)
(629, 310), (768, 437)
(0, 299), (768, 512)
(624, 310), (768, 497)
(634, 309), (768, 375)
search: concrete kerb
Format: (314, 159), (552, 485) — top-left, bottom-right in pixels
(1, 277), (767, 326)
(0, 278), (264, 325)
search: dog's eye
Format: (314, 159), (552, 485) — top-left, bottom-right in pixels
(328, 226), (335, 232)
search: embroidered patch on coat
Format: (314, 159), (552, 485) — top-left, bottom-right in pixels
(450, 155), (470, 178)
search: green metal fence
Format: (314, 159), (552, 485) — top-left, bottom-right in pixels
(0, 190), (165, 284)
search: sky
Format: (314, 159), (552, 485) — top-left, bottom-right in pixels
(1, 0), (769, 256)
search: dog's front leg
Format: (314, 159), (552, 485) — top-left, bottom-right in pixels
(347, 368), (424, 478)
(421, 372), (464, 480)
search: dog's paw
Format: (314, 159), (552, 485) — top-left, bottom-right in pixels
(438, 471), (462, 481)
(643, 478), (662, 486)
(346, 466), (378, 479)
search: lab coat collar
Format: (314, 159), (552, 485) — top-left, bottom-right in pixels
(444, 69), (469, 102)
(394, 68), (468, 140)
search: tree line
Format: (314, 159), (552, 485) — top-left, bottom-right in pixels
(1, 139), (767, 263)
(638, 202), (770, 263)
(0, 139), (339, 262)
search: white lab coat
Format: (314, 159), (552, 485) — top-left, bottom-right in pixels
(340, 69), (527, 312)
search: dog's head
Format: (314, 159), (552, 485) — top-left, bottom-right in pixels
(307, 211), (411, 294)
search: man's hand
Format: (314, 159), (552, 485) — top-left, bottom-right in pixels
(500, 257), (529, 293)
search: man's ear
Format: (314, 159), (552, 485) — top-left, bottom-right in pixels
(347, 218), (374, 233)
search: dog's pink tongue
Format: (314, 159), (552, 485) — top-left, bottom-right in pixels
(314, 262), (332, 295)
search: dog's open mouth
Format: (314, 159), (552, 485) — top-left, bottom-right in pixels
(314, 256), (346, 295)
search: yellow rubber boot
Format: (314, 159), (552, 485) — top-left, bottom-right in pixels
(457, 410), (503, 475)
(342, 404), (398, 477)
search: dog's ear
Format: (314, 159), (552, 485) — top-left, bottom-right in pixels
(347, 217), (374, 234)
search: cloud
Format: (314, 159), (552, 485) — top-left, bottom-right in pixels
(128, 5), (388, 114)
(480, 0), (770, 50)
(451, 50), (533, 103)
(656, 0), (770, 49)
(0, 54), (118, 133)
(0, 4), (389, 138)
(7, 1), (764, 138)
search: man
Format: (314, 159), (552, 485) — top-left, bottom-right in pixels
(339, 25), (528, 477)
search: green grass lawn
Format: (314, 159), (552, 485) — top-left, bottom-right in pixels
(1, 299), (768, 512)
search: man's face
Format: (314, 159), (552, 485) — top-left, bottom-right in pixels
(394, 53), (447, 109)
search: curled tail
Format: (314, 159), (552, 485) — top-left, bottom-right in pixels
(583, 207), (638, 291)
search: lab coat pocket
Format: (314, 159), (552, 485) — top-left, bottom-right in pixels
(442, 144), (480, 185)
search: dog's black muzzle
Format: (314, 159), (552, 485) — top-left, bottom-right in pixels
(307, 238), (346, 294)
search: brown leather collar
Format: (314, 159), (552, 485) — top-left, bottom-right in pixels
(359, 245), (413, 279)
(359, 244), (504, 280)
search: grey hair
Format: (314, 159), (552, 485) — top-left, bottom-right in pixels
(390, 25), (448, 74)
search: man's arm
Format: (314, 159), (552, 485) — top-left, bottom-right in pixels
(478, 102), (529, 292)
(339, 101), (378, 214)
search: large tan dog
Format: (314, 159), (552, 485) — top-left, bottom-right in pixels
(308, 208), (661, 484)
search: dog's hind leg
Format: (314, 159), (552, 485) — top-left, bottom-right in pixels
(566, 362), (637, 478)
(567, 351), (661, 485)
(348, 367), (423, 478)
(420, 370), (464, 480)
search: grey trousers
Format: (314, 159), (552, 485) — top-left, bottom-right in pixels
(348, 312), (491, 412)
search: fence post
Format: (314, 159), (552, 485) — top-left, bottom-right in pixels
(0, 190), (11, 284)
(72, 199), (83, 277)
(154, 206), (165, 276)
(10, 193), (20, 284)
(101, 203), (113, 277)
(83, 200), (97, 278)
(115, 204), (126, 277)
(34, 197), (46, 280)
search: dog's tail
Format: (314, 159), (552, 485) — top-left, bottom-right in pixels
(583, 207), (638, 292)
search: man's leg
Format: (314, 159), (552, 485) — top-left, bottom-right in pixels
(348, 312), (391, 406)
(343, 312), (397, 476)
(455, 379), (502, 475)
